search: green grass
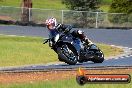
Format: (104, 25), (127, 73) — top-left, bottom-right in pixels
(0, 0), (67, 10)
(100, 0), (112, 5)
(99, 5), (110, 12)
(0, 35), (123, 67)
(33, 0), (67, 10)
(99, 0), (112, 12)
(0, 35), (58, 67)
(97, 43), (123, 57)
(0, 0), (20, 7)
(0, 76), (131, 88)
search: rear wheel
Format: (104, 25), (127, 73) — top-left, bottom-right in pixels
(58, 56), (64, 62)
(57, 44), (78, 65)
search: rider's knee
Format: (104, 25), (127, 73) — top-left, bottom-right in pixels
(72, 30), (85, 40)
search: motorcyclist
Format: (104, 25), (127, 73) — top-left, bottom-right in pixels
(45, 17), (93, 46)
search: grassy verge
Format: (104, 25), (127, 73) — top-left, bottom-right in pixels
(0, 35), (123, 67)
(97, 43), (123, 58)
(0, 35), (57, 67)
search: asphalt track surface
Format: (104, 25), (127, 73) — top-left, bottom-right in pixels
(0, 25), (132, 71)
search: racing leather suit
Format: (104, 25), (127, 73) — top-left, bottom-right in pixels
(49, 24), (93, 46)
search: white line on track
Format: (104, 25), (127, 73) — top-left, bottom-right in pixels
(0, 34), (26, 37)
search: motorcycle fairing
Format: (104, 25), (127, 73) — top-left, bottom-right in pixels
(58, 34), (84, 55)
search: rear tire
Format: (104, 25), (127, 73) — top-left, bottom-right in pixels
(57, 44), (78, 65)
(58, 56), (64, 62)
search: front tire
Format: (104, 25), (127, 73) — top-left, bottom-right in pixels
(92, 50), (104, 63)
(57, 44), (78, 65)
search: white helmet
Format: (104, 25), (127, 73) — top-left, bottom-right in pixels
(45, 17), (57, 30)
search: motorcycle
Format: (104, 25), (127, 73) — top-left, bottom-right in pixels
(43, 29), (104, 65)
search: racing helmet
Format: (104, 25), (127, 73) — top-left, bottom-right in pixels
(45, 17), (57, 30)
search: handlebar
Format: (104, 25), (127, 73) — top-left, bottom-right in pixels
(64, 25), (72, 33)
(43, 38), (50, 44)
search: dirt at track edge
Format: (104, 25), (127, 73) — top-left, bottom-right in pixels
(0, 68), (132, 84)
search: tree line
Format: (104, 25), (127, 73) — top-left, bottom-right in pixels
(62, 0), (132, 14)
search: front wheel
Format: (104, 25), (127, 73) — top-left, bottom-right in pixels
(92, 50), (104, 63)
(57, 44), (78, 65)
